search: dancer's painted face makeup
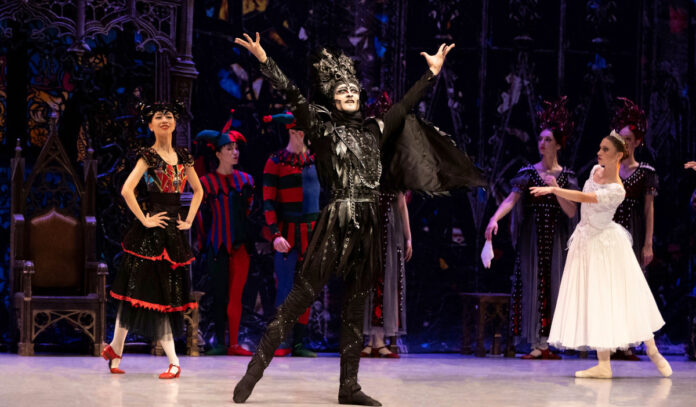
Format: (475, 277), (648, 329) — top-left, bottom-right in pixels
(333, 83), (360, 112)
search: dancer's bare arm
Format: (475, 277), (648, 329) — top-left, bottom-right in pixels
(530, 186), (598, 203)
(542, 174), (577, 218)
(642, 194), (655, 266)
(484, 191), (521, 240)
(179, 166), (203, 230)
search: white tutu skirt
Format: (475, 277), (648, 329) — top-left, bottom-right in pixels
(548, 222), (665, 351)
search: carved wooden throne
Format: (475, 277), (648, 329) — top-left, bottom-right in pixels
(10, 126), (107, 356)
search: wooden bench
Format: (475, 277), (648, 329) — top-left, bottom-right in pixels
(460, 293), (514, 357)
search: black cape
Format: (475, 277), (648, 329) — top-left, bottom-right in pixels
(379, 114), (486, 193)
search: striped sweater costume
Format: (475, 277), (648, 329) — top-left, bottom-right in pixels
(195, 169), (254, 350)
(195, 170), (254, 254)
(263, 149), (320, 259)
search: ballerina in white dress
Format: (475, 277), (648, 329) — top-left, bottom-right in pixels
(530, 131), (672, 379)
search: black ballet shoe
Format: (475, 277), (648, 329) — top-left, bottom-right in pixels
(233, 373), (261, 403)
(338, 390), (382, 406)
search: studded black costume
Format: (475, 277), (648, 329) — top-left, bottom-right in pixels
(613, 162), (658, 259)
(509, 165), (578, 346)
(234, 53), (483, 405)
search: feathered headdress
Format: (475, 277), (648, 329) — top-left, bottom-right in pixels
(195, 108), (246, 149)
(311, 48), (360, 102)
(537, 96), (574, 148)
(263, 111), (298, 130)
(138, 100), (186, 123)
(611, 97), (647, 141)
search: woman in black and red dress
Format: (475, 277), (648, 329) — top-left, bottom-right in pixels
(100, 102), (203, 379)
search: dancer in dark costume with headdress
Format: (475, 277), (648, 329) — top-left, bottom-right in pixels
(611, 98), (657, 267)
(101, 101), (203, 379)
(483, 97), (578, 360)
(232, 32), (484, 405)
(610, 97), (658, 361)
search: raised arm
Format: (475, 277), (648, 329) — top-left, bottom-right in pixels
(380, 43), (455, 144)
(235, 32), (314, 132)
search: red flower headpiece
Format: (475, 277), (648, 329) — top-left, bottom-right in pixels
(611, 97), (647, 141)
(537, 96), (573, 148)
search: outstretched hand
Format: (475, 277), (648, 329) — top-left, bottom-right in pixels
(529, 186), (555, 197)
(420, 43), (455, 76)
(234, 32), (267, 63)
(685, 161), (696, 171)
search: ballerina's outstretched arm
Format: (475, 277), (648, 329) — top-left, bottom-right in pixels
(530, 186), (598, 204)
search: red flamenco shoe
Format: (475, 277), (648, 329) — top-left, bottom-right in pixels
(227, 344), (253, 356)
(360, 347), (373, 358)
(101, 345), (125, 374)
(159, 364), (181, 379)
(374, 347), (401, 359)
(274, 348), (292, 357)
(540, 349), (562, 360)
(520, 350), (541, 360)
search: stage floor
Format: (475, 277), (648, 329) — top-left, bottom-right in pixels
(0, 353), (694, 406)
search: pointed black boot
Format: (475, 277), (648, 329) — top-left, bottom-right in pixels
(233, 360), (264, 403)
(338, 390), (382, 406)
(338, 361), (381, 406)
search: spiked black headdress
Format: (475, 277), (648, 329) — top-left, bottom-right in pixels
(311, 48), (361, 104)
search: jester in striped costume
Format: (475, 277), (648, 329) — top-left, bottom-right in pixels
(262, 112), (319, 357)
(195, 114), (255, 356)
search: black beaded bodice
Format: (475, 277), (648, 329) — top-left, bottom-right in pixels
(613, 163), (658, 230)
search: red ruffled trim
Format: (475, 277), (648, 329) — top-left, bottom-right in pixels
(110, 290), (198, 313)
(121, 243), (195, 270)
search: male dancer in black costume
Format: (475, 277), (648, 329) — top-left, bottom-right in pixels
(233, 32), (483, 406)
